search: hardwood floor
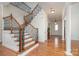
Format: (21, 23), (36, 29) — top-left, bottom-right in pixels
(28, 35), (66, 56)
(0, 43), (17, 56)
(0, 35), (79, 56)
(28, 36), (79, 56)
(71, 40), (79, 56)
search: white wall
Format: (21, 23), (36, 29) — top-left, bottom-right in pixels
(3, 4), (27, 25)
(64, 3), (79, 41)
(30, 9), (48, 42)
(2, 30), (19, 51)
(49, 21), (62, 36)
(71, 3), (79, 40)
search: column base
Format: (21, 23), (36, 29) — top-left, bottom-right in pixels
(65, 51), (73, 56)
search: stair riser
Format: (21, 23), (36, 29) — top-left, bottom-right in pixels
(24, 35), (31, 38)
(24, 41), (35, 48)
(25, 38), (33, 42)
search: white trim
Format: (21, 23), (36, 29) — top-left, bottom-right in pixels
(18, 43), (39, 56)
(65, 51), (73, 56)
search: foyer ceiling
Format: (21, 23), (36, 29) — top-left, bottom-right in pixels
(39, 2), (65, 22)
(0, 2), (65, 22)
(0, 2), (38, 13)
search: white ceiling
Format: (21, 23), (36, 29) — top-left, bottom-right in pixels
(39, 2), (65, 22)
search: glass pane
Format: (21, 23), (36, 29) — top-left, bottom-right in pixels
(55, 24), (58, 31)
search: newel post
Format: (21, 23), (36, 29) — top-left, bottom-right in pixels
(36, 28), (38, 43)
(10, 14), (13, 33)
(19, 27), (24, 52)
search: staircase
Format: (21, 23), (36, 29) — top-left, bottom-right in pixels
(3, 3), (41, 55)
(12, 31), (38, 52)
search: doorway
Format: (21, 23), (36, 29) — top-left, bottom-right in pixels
(47, 20), (66, 53)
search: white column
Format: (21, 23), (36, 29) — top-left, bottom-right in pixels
(65, 4), (72, 55)
(62, 19), (64, 40)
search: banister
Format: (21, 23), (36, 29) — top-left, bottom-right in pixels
(3, 14), (24, 52)
(3, 14), (21, 29)
(25, 3), (39, 17)
(29, 23), (37, 30)
(3, 15), (11, 19)
(10, 14), (24, 52)
(3, 3), (40, 52)
(23, 4), (39, 43)
(31, 3), (39, 14)
(28, 23), (38, 43)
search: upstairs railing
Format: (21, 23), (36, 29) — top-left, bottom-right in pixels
(24, 4), (41, 43)
(24, 4), (41, 25)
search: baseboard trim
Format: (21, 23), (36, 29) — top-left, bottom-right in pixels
(18, 43), (39, 56)
(65, 51), (73, 56)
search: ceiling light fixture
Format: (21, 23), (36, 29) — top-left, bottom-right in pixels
(51, 8), (55, 14)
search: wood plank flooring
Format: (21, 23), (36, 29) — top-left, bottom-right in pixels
(28, 36), (66, 56)
(71, 40), (79, 56)
(0, 35), (79, 56)
(0, 43), (17, 56)
(28, 36), (79, 56)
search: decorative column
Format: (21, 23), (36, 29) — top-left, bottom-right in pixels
(65, 4), (72, 55)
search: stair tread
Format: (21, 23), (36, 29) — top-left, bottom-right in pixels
(24, 36), (32, 39)
(12, 32), (19, 34)
(15, 37), (32, 42)
(12, 36), (19, 38)
(24, 40), (34, 44)
(17, 39), (34, 46)
(12, 34), (30, 38)
(24, 33), (30, 35)
(24, 41), (35, 48)
(23, 42), (37, 51)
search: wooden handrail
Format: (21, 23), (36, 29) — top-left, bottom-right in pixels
(3, 14), (24, 52)
(24, 3), (40, 27)
(3, 14), (21, 29)
(31, 3), (39, 14)
(11, 15), (24, 52)
(25, 3), (39, 17)
(23, 4), (39, 43)
(3, 15), (11, 19)
(29, 23), (37, 30)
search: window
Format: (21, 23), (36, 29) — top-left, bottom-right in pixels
(55, 23), (58, 31)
